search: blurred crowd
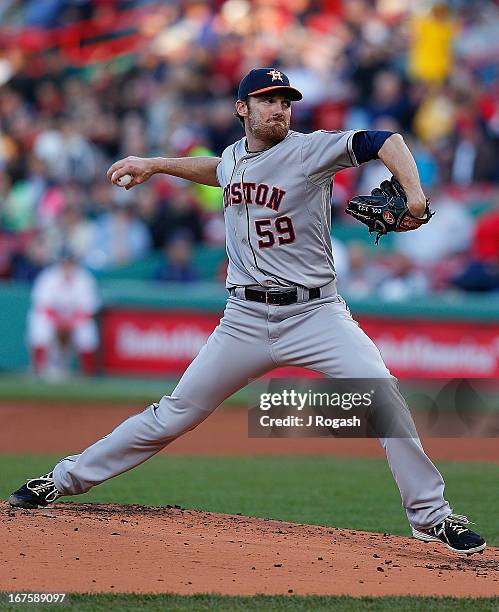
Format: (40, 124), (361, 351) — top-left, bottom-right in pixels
(0, 0), (499, 298)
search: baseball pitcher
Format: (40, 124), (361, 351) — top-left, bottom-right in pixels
(9, 68), (485, 555)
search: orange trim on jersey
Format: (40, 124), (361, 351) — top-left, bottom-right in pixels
(248, 86), (302, 100)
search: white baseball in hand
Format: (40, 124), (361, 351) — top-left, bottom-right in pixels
(116, 174), (133, 187)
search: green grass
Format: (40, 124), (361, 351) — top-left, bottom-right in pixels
(1, 374), (498, 416)
(1, 456), (496, 610)
(0, 455), (497, 544)
(0, 594), (498, 611)
(0, 374), (249, 405)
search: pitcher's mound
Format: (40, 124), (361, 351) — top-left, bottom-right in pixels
(1, 503), (497, 596)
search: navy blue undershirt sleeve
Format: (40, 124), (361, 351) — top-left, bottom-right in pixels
(352, 130), (394, 164)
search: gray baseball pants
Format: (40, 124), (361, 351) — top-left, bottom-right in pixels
(53, 287), (451, 530)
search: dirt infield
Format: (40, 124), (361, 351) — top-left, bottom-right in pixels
(2, 401), (498, 597)
(1, 503), (497, 596)
(0, 402), (498, 462)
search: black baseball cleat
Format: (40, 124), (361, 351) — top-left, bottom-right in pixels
(412, 514), (486, 555)
(8, 472), (61, 509)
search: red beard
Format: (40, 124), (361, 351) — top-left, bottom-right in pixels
(248, 116), (289, 145)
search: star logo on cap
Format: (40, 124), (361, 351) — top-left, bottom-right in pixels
(267, 69), (283, 82)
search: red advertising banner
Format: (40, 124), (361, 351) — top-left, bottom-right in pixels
(101, 308), (499, 379)
(360, 317), (499, 379)
(101, 309), (221, 376)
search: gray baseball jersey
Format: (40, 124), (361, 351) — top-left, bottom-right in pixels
(50, 128), (452, 532)
(217, 129), (359, 288)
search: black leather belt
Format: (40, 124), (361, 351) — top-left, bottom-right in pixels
(229, 286), (321, 305)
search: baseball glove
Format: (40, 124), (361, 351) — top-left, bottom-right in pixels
(345, 176), (434, 244)
(56, 325), (73, 348)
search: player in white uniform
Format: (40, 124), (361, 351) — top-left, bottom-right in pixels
(10, 69), (485, 555)
(27, 250), (99, 378)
